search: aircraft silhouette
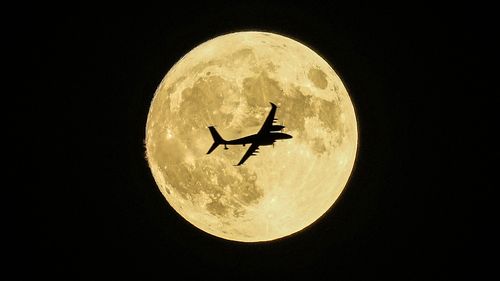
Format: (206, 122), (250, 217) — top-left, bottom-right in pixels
(207, 102), (293, 166)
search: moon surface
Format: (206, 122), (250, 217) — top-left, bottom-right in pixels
(145, 32), (357, 242)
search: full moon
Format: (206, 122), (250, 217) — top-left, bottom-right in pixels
(145, 32), (357, 242)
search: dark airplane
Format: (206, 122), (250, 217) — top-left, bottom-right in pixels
(207, 102), (292, 166)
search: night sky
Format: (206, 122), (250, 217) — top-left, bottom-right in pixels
(26, 2), (470, 280)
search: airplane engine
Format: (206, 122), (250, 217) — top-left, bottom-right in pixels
(270, 125), (285, 131)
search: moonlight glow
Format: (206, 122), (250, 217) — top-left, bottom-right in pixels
(145, 32), (358, 242)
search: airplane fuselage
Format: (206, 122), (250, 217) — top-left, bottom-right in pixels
(224, 132), (292, 147)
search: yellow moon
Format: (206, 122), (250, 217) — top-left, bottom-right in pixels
(145, 31), (357, 242)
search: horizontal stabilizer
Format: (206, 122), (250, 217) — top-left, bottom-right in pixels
(207, 142), (219, 154)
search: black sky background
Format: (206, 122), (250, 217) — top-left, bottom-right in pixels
(24, 2), (476, 280)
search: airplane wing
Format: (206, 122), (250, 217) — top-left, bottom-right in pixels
(236, 142), (260, 166)
(257, 102), (278, 134)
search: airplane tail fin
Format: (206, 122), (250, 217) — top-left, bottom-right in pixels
(207, 126), (225, 154)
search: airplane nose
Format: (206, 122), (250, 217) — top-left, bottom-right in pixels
(285, 134), (293, 139)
